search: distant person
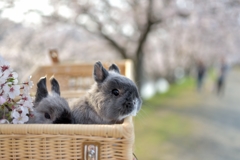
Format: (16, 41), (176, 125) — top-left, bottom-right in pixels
(216, 58), (229, 95)
(196, 60), (206, 92)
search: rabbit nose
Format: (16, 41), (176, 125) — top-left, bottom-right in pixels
(126, 102), (133, 108)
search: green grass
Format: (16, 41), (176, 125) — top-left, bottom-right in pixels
(134, 114), (192, 160)
(133, 77), (196, 160)
(143, 77), (195, 108)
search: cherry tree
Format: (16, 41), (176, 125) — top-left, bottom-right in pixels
(0, 0), (240, 88)
(37, 0), (187, 89)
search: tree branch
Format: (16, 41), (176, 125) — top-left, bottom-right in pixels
(75, 8), (128, 59)
(99, 32), (128, 59)
(135, 0), (162, 57)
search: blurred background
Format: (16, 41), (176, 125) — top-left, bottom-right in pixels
(1, 0), (240, 159)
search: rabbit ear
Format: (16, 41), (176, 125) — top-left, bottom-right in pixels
(94, 61), (109, 83)
(50, 76), (60, 96)
(35, 77), (48, 103)
(109, 64), (120, 74)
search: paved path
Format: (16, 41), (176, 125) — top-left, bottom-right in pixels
(165, 68), (240, 160)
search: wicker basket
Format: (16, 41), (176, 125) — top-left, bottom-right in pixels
(0, 60), (136, 160)
(0, 117), (134, 160)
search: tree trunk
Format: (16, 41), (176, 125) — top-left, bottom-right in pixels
(134, 50), (144, 92)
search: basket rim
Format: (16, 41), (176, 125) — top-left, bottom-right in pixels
(0, 117), (133, 138)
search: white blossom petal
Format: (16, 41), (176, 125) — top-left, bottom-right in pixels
(24, 76), (34, 88)
(10, 72), (18, 79)
(0, 119), (10, 124)
(13, 79), (18, 85)
(2, 69), (11, 79)
(12, 118), (20, 124)
(22, 85), (30, 94)
(20, 106), (29, 115)
(11, 109), (20, 119)
(23, 101), (34, 108)
(0, 72), (9, 86)
(21, 115), (29, 123)
(0, 96), (6, 105)
(8, 85), (20, 99)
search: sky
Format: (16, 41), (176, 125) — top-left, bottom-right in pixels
(1, 0), (55, 25)
(0, 0), (131, 25)
(1, 0), (53, 24)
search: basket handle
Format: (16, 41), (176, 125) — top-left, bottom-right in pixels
(49, 49), (60, 64)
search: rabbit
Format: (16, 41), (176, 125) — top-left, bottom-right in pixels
(28, 77), (72, 124)
(71, 61), (142, 124)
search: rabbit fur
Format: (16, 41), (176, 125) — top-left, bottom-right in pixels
(28, 77), (72, 124)
(71, 61), (142, 124)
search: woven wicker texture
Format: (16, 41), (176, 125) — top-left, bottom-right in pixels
(0, 117), (134, 160)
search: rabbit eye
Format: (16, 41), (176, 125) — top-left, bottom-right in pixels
(112, 89), (119, 96)
(44, 113), (51, 119)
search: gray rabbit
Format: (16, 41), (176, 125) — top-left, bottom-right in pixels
(71, 61), (142, 124)
(28, 77), (72, 124)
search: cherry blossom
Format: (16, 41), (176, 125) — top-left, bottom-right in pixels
(26, 76), (34, 88)
(3, 84), (20, 99)
(22, 76), (34, 94)
(22, 100), (34, 109)
(0, 119), (9, 124)
(0, 57), (34, 124)
(11, 109), (29, 124)
(18, 97), (34, 113)
(0, 69), (11, 85)
(1, 64), (10, 73)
